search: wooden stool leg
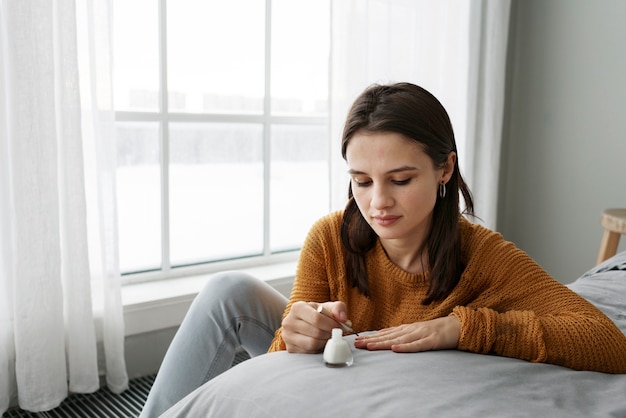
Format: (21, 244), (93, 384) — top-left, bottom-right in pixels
(597, 230), (620, 265)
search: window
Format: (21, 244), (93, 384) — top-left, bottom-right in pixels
(113, 0), (331, 278)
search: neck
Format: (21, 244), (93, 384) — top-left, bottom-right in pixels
(380, 239), (429, 274)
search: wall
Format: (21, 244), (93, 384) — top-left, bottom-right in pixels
(125, 328), (178, 379)
(499, 0), (626, 283)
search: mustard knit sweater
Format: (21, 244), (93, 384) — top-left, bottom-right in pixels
(268, 211), (626, 373)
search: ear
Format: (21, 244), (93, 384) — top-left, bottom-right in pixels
(441, 152), (456, 184)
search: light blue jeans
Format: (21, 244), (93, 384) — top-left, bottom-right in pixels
(139, 272), (288, 418)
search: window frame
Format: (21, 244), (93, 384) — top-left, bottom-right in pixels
(116, 0), (330, 284)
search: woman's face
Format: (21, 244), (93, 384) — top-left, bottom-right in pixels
(345, 131), (453, 247)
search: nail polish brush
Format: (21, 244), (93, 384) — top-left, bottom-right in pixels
(317, 305), (359, 336)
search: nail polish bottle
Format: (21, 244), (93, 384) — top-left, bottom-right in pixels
(323, 328), (354, 368)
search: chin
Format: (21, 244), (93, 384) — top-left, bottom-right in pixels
(370, 227), (400, 240)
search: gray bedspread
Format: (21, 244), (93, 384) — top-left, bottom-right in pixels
(161, 252), (626, 418)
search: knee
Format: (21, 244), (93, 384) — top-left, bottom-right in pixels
(197, 271), (263, 303)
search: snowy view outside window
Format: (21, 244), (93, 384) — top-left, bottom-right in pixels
(114, 0), (330, 274)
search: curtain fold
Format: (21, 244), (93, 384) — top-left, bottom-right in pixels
(465, 0), (512, 229)
(76, 0), (128, 395)
(0, 2), (16, 411)
(0, 0), (127, 413)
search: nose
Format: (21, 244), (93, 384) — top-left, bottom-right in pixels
(370, 183), (393, 210)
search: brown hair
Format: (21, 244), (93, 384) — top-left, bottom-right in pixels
(340, 82), (474, 304)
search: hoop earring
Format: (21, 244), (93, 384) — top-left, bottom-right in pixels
(439, 182), (446, 198)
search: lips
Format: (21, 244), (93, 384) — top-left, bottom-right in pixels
(372, 215), (400, 227)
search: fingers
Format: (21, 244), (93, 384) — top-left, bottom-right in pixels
(354, 316), (460, 353)
(283, 332), (327, 353)
(353, 326), (412, 351)
(316, 305), (357, 335)
(282, 300), (358, 353)
(282, 301), (334, 353)
(327, 301), (349, 323)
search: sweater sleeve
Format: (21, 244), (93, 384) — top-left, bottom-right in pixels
(452, 222), (626, 373)
(453, 302), (626, 373)
(267, 214), (339, 352)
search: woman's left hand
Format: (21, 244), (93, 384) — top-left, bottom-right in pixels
(354, 315), (461, 352)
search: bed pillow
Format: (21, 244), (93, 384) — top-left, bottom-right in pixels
(566, 251), (626, 335)
(160, 251), (626, 418)
(162, 336), (626, 418)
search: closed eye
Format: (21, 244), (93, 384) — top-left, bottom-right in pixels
(353, 179), (372, 187)
(392, 179), (411, 185)
(352, 178), (411, 187)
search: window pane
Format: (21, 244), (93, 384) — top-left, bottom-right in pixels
(169, 123), (264, 266)
(113, 0), (159, 111)
(271, 0), (330, 116)
(116, 122), (162, 272)
(270, 124), (329, 252)
(167, 0), (265, 114)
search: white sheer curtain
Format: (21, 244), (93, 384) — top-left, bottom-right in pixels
(329, 0), (511, 230)
(0, 0), (127, 414)
(465, 0), (512, 229)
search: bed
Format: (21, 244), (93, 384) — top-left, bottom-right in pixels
(161, 251), (626, 417)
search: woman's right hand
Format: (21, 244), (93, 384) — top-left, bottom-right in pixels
(281, 301), (349, 353)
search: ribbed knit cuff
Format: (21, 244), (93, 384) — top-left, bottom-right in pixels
(452, 306), (494, 354)
(453, 305), (548, 363)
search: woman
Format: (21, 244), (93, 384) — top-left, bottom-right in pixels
(140, 82), (626, 417)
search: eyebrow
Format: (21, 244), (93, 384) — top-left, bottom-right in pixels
(347, 165), (418, 175)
